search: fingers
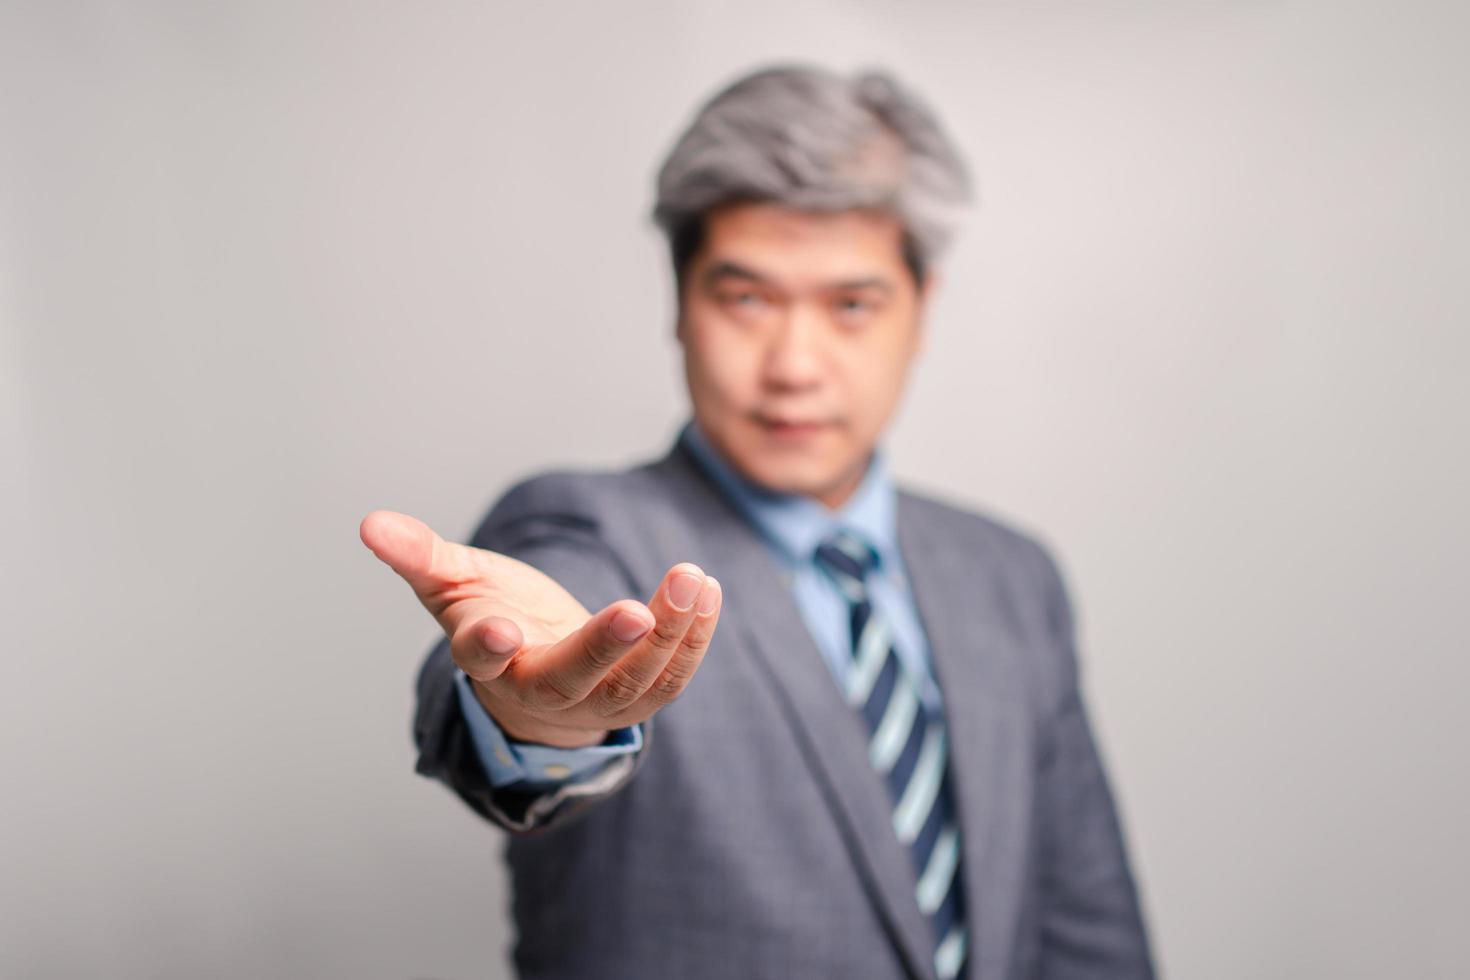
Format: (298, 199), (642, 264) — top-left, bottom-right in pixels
(508, 597), (658, 708)
(450, 614), (524, 683)
(514, 563), (706, 712)
(625, 576), (721, 714)
(583, 565), (719, 717)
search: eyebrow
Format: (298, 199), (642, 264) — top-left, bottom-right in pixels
(702, 260), (895, 295)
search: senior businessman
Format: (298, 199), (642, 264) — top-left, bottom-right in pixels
(361, 63), (1154, 980)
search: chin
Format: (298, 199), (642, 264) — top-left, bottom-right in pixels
(710, 420), (858, 498)
(740, 456), (845, 499)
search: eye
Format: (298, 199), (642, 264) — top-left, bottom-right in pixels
(715, 288), (773, 318)
(833, 294), (881, 325)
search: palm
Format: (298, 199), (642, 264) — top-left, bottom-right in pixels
(361, 509), (722, 748)
(435, 547), (591, 652)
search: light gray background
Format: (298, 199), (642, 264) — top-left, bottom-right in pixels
(3, 2), (1466, 978)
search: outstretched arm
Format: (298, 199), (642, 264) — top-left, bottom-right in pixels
(362, 506), (721, 831)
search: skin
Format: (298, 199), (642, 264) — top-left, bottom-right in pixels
(359, 511), (721, 747)
(361, 201), (936, 748)
(679, 201), (935, 509)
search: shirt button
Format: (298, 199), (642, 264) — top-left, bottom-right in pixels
(543, 763), (572, 779)
(494, 748), (513, 765)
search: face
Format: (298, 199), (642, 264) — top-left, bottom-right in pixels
(676, 201), (935, 509)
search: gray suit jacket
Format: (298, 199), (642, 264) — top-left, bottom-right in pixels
(412, 437), (1154, 980)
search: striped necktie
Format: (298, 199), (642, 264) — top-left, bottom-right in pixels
(814, 529), (969, 980)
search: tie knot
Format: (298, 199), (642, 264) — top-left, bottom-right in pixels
(814, 529), (880, 600)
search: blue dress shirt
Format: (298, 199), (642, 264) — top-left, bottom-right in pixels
(453, 418), (942, 790)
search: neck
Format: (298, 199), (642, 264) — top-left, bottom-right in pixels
(812, 456), (872, 510)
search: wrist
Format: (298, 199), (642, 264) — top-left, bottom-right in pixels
(501, 720), (611, 749)
(470, 677), (610, 748)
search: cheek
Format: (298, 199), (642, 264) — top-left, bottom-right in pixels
(846, 343), (912, 419)
(690, 327), (759, 403)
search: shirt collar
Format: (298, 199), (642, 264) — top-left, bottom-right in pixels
(676, 418), (899, 571)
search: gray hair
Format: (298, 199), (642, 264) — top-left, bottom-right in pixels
(651, 63), (974, 287)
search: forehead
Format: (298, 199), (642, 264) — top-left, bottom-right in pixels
(696, 202), (909, 290)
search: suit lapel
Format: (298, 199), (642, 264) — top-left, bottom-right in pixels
(896, 493), (1034, 980)
(655, 446), (940, 980)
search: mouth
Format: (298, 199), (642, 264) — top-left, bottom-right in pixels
(752, 413), (837, 439)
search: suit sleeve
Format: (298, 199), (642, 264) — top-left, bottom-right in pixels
(410, 475), (655, 835)
(1032, 544), (1157, 979)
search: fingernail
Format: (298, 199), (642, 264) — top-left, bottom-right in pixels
(483, 627), (518, 657)
(697, 577), (721, 615)
(668, 571), (704, 611)
(611, 608), (653, 642)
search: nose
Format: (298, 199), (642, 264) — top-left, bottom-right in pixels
(761, 302), (825, 393)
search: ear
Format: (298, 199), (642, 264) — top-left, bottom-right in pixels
(913, 269), (941, 356)
(918, 268), (942, 309)
(673, 276), (692, 343)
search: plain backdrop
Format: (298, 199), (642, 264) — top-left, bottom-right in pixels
(3, 2), (1467, 978)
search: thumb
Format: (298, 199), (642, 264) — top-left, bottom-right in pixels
(360, 510), (460, 597)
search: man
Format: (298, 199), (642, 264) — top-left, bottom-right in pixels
(361, 64), (1154, 980)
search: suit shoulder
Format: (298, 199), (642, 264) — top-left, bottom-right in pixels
(899, 484), (1081, 698)
(466, 454), (688, 596)
(478, 455), (672, 534)
(898, 483), (1059, 567)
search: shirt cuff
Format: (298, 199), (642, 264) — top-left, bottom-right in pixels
(452, 666), (643, 789)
